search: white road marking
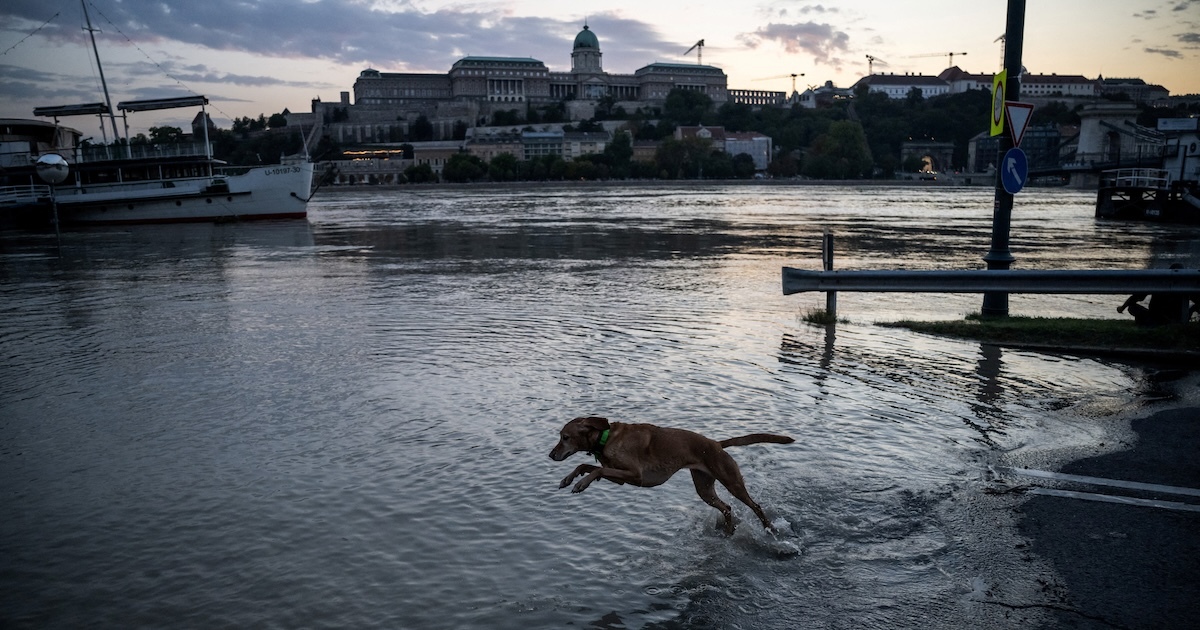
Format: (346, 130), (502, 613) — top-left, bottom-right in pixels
(999, 467), (1200, 499)
(1028, 488), (1200, 513)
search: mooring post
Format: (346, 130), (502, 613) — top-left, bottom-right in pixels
(982, 0), (1026, 318)
(822, 231), (836, 317)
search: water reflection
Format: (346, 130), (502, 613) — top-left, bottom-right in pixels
(969, 344), (1007, 447)
(1, 185), (1194, 630)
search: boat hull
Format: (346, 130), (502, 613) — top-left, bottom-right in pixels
(51, 162), (314, 225)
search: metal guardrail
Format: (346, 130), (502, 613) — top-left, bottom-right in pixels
(1099, 168), (1169, 189)
(0, 184), (50, 206)
(782, 268), (1200, 296)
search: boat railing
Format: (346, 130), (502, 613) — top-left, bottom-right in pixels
(75, 142), (213, 163)
(1099, 168), (1169, 189)
(0, 184), (51, 206)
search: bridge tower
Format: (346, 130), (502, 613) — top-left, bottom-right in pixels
(1073, 102), (1159, 187)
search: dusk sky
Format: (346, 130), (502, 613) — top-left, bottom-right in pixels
(1, 0), (1197, 135)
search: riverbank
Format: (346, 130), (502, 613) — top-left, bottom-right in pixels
(314, 173), (1078, 194)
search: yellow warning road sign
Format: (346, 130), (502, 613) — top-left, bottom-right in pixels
(991, 70), (1007, 137)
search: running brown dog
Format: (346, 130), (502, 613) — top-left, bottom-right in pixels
(549, 416), (793, 534)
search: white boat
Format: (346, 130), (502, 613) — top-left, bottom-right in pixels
(2, 110), (313, 226)
(0, 2), (313, 227)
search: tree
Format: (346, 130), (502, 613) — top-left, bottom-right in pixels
(488, 153), (521, 181)
(802, 120), (873, 179)
(732, 153), (757, 178)
(411, 115), (434, 141)
(716, 101), (756, 132)
(596, 93), (617, 119)
(492, 109), (523, 126)
(404, 163), (437, 183)
(655, 136), (712, 179)
(603, 131), (634, 178)
(148, 126), (184, 144)
(767, 152), (800, 178)
(703, 152), (735, 179)
(662, 88), (714, 126)
(442, 153), (487, 182)
(267, 112), (288, 129)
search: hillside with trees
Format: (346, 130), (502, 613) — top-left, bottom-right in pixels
(194, 86), (1198, 184)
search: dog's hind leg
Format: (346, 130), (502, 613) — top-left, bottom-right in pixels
(691, 470), (736, 534)
(720, 476), (774, 531)
(710, 455), (775, 531)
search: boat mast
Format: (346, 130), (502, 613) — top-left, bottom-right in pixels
(81, 0), (122, 144)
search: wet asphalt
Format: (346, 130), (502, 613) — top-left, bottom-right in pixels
(1014, 406), (1200, 629)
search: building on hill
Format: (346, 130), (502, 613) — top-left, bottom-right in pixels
(728, 89), (788, 107)
(851, 73), (950, 99)
(725, 131), (773, 170)
(938, 67), (992, 94)
(1021, 73), (1098, 98)
(308, 24), (727, 144)
(797, 81), (854, 108)
(675, 125), (772, 171)
(1099, 78), (1170, 103)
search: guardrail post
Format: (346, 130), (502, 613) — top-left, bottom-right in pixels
(822, 231), (836, 318)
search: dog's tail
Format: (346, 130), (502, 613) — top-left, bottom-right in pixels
(720, 434), (795, 448)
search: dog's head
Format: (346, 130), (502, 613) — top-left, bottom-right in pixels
(549, 416), (610, 461)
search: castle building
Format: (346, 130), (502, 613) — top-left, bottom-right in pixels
(305, 24), (729, 144)
(345, 24), (726, 111)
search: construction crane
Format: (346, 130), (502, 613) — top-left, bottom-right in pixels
(909, 51), (968, 66)
(865, 55), (887, 74)
(684, 39), (705, 65)
(753, 73), (806, 93)
(994, 34), (1006, 69)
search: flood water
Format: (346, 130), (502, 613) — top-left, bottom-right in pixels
(2, 184), (1197, 629)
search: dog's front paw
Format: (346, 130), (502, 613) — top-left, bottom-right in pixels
(572, 479), (591, 493)
(558, 476), (574, 489)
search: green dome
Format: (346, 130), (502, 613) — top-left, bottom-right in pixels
(574, 25), (599, 49)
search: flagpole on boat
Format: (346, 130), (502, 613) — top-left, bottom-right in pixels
(80, 0), (123, 148)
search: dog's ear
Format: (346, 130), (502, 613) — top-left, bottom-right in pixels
(573, 415), (609, 429)
(575, 416), (610, 434)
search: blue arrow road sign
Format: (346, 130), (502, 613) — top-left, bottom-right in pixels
(1001, 147), (1028, 194)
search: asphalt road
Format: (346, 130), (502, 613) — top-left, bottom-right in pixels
(1015, 406), (1200, 629)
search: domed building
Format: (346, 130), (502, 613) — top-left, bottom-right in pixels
(349, 23), (725, 108)
(571, 24), (601, 74)
(317, 23), (729, 143)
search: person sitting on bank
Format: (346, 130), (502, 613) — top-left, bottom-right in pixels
(1117, 264), (1190, 326)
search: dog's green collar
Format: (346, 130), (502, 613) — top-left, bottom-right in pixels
(590, 429), (610, 459)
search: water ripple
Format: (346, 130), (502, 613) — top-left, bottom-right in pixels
(1, 186), (1191, 629)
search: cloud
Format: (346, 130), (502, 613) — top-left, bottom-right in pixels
(0, 0), (685, 122)
(738, 22), (850, 65)
(0, 64), (106, 104)
(1174, 1), (1199, 11)
(119, 60), (334, 90)
(1179, 32), (1200, 45)
(0, 1), (677, 73)
(1145, 47), (1184, 58)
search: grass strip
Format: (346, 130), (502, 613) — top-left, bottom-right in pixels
(879, 314), (1200, 352)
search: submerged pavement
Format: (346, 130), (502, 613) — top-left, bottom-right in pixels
(1010, 405), (1200, 629)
